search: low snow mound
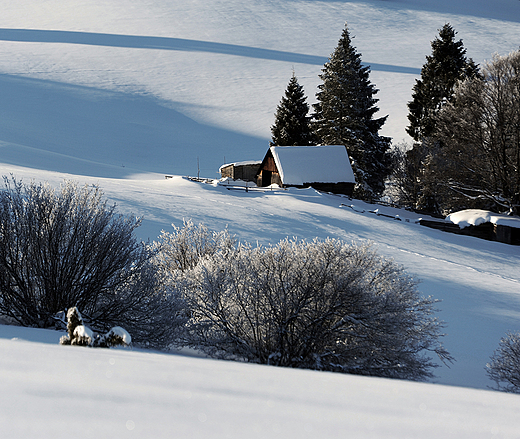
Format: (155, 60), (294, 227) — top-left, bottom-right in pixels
(107, 326), (132, 345)
(446, 209), (520, 229)
(73, 325), (94, 343)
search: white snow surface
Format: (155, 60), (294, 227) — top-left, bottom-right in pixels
(447, 209), (520, 229)
(1, 0), (520, 437)
(270, 145), (356, 185)
(2, 329), (520, 439)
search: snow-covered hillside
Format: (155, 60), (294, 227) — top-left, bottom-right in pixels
(1, 0), (520, 436)
(1, 0), (519, 177)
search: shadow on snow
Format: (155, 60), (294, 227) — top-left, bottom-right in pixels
(0, 28), (420, 75)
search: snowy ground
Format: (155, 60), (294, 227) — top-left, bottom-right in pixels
(1, 0), (520, 437)
(2, 324), (520, 439)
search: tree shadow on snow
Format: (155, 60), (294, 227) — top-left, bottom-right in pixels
(299, 0), (520, 24)
(0, 28), (420, 75)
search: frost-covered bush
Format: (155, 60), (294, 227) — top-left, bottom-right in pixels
(60, 307), (131, 348)
(486, 331), (520, 393)
(153, 219), (235, 273)
(175, 235), (451, 381)
(147, 220), (235, 348)
(0, 177), (182, 348)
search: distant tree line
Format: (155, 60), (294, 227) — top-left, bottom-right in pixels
(388, 24), (520, 216)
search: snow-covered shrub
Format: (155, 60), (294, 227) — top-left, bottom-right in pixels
(0, 177), (182, 349)
(177, 236), (451, 381)
(153, 219), (235, 273)
(60, 307), (90, 346)
(146, 220), (235, 348)
(486, 331), (520, 393)
(0, 177), (141, 327)
(97, 326), (132, 348)
(60, 307), (131, 348)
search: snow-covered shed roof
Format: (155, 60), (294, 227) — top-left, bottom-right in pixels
(270, 145), (355, 186)
(219, 160), (262, 172)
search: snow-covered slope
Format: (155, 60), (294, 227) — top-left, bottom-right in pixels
(1, 0), (519, 177)
(1, 171), (518, 393)
(2, 325), (520, 439)
(1, 0), (520, 436)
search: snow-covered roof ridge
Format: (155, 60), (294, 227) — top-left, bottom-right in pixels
(446, 209), (520, 229)
(270, 145), (355, 186)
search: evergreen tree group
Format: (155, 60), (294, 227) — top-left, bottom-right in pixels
(270, 22), (512, 214)
(270, 23), (391, 201)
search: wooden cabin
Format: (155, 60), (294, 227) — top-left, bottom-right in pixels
(219, 161), (262, 182)
(256, 146), (356, 196)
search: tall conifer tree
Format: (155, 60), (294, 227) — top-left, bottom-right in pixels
(270, 73), (314, 146)
(406, 23), (479, 142)
(313, 23), (391, 200)
(401, 24), (479, 214)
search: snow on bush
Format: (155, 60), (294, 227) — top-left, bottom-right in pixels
(60, 307), (131, 348)
(159, 222), (452, 381)
(102, 326), (132, 347)
(73, 325), (94, 346)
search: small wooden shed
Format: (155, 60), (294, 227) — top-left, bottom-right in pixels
(256, 145), (356, 196)
(219, 161), (262, 182)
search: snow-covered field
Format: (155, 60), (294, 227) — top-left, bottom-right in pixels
(3, 325), (520, 439)
(1, 0), (520, 437)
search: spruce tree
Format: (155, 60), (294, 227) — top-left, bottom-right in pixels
(270, 73), (314, 146)
(313, 23), (391, 200)
(402, 24), (479, 214)
(406, 23), (479, 142)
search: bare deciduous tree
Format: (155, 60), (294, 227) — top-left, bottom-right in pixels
(487, 331), (520, 393)
(433, 50), (520, 214)
(385, 142), (426, 210)
(0, 177), (182, 348)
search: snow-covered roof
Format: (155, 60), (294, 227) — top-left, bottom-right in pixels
(219, 161), (262, 172)
(446, 209), (520, 229)
(270, 146), (355, 185)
